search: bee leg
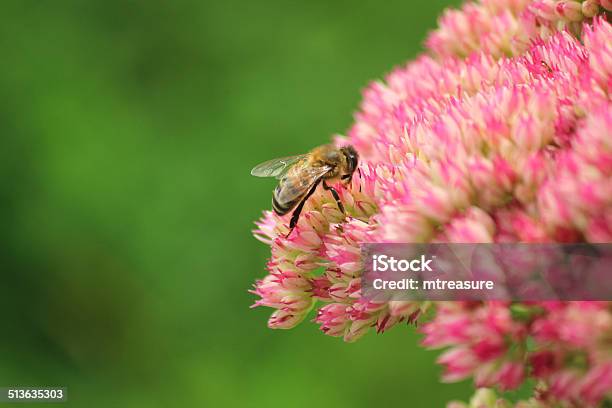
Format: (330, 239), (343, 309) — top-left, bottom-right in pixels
(322, 181), (345, 214)
(357, 168), (362, 192)
(287, 179), (322, 238)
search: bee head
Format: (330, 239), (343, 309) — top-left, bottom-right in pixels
(340, 145), (359, 175)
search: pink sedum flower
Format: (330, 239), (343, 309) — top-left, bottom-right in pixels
(423, 302), (527, 390)
(252, 0), (612, 405)
(250, 270), (314, 329)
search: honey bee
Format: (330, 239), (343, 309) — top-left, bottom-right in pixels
(251, 144), (359, 236)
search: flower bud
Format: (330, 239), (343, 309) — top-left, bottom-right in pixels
(469, 388), (497, 408)
(555, 1), (584, 22)
(581, 0), (600, 17)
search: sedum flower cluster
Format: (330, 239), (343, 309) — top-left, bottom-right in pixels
(252, 0), (611, 406)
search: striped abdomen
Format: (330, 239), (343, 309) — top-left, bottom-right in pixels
(272, 177), (307, 215)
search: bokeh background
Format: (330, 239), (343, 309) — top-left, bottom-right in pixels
(0, 0), (477, 406)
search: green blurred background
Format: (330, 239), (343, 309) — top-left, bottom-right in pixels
(0, 0), (473, 406)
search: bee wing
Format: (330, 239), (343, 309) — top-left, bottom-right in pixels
(274, 165), (332, 210)
(250, 154), (308, 179)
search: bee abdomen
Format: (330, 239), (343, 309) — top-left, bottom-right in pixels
(272, 186), (299, 216)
